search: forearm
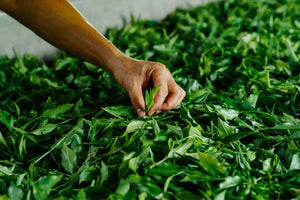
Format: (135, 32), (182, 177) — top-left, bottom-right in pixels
(0, 0), (186, 116)
(0, 0), (126, 73)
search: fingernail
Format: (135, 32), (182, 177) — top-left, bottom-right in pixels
(156, 110), (162, 114)
(137, 108), (145, 117)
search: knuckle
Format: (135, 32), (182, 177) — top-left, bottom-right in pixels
(181, 89), (186, 97)
(174, 87), (182, 94)
(157, 85), (168, 96)
(153, 63), (170, 76)
(154, 62), (166, 70)
(173, 86), (185, 97)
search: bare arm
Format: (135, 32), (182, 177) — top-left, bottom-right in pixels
(1, 0), (124, 73)
(0, 0), (185, 116)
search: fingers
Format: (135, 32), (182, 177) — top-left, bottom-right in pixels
(160, 86), (186, 111)
(145, 63), (186, 116)
(147, 83), (168, 116)
(127, 83), (146, 117)
(148, 81), (186, 116)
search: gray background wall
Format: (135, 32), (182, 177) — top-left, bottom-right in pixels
(0, 0), (217, 58)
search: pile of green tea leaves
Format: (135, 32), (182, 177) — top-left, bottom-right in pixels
(1, 0), (300, 199)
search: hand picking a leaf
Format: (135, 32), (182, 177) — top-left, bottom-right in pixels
(145, 84), (161, 114)
(113, 59), (186, 117)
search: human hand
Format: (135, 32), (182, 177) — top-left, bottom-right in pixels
(112, 57), (186, 117)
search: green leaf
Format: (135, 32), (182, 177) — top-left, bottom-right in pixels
(0, 131), (9, 150)
(54, 56), (77, 71)
(197, 151), (227, 176)
(137, 182), (163, 199)
(247, 93), (259, 108)
(103, 105), (135, 119)
(152, 119), (160, 136)
(218, 118), (235, 137)
(13, 51), (27, 75)
(219, 176), (241, 189)
(116, 179), (130, 195)
(31, 124), (57, 135)
(289, 131), (300, 140)
(0, 165), (15, 176)
(145, 90), (150, 113)
(168, 138), (193, 158)
(100, 161), (109, 186)
(18, 135), (25, 159)
(77, 189), (87, 200)
(33, 175), (63, 200)
(271, 124), (300, 130)
(8, 184), (24, 200)
(41, 103), (74, 118)
(145, 84), (161, 113)
(166, 124), (183, 138)
(181, 170), (223, 182)
(74, 98), (83, 115)
(285, 38), (299, 62)
(153, 44), (178, 56)
(79, 166), (97, 183)
(129, 156), (139, 173)
(214, 190), (227, 200)
(124, 120), (144, 135)
(189, 126), (213, 144)
(34, 120), (83, 164)
(188, 89), (210, 103)
(275, 60), (291, 76)
(12, 102), (21, 119)
(289, 152), (300, 170)
(180, 105), (198, 126)
(148, 163), (181, 176)
(0, 110), (14, 132)
(289, 140), (299, 154)
(214, 105), (239, 121)
(263, 158), (273, 173)
(61, 143), (77, 174)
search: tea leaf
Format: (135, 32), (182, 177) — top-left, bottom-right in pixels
(41, 103), (74, 118)
(61, 143), (77, 174)
(197, 151), (227, 176)
(145, 84), (161, 113)
(33, 175), (63, 199)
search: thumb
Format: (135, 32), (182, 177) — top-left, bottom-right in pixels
(127, 84), (145, 117)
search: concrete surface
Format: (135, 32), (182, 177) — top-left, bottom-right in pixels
(0, 0), (218, 58)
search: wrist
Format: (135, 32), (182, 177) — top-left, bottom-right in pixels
(107, 53), (134, 77)
(106, 52), (128, 74)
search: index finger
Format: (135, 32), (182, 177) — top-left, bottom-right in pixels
(160, 86), (185, 111)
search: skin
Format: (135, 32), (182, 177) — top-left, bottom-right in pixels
(0, 0), (185, 117)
